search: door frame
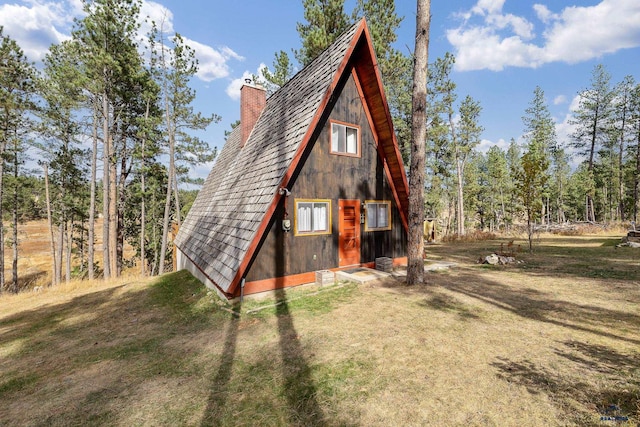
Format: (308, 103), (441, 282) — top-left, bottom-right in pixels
(338, 199), (361, 267)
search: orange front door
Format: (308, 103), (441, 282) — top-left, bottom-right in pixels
(339, 200), (360, 267)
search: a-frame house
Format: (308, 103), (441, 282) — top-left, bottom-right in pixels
(174, 19), (409, 299)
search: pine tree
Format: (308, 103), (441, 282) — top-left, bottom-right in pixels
(353, 0), (412, 161)
(570, 64), (614, 222)
(149, 27), (219, 275)
(631, 83), (640, 223)
(454, 95), (483, 235)
(295, 0), (350, 66)
(516, 143), (549, 252)
(39, 40), (88, 284)
(261, 50), (295, 95)
(505, 138), (522, 228)
(424, 54), (455, 226)
(611, 75), (635, 220)
(518, 87), (554, 251)
(464, 152), (488, 230)
(406, 0), (430, 286)
(549, 147), (570, 223)
(0, 27), (38, 292)
(486, 145), (509, 230)
(522, 86), (555, 225)
(74, 0), (152, 277)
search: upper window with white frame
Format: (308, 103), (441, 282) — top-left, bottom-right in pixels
(330, 121), (360, 156)
(365, 201), (391, 231)
(295, 199), (331, 236)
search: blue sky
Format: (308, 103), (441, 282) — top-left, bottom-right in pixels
(1, 0), (640, 176)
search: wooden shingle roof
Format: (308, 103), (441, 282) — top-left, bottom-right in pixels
(174, 19), (408, 296)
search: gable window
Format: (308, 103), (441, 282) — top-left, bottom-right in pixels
(295, 199), (331, 236)
(330, 121), (360, 156)
(365, 201), (391, 231)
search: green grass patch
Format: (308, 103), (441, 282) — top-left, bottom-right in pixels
(148, 270), (228, 324)
(0, 372), (39, 397)
(243, 283), (358, 318)
(313, 358), (375, 400)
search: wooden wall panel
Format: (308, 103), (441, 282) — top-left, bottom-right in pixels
(245, 71), (406, 283)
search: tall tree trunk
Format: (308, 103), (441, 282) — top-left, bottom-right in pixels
(79, 220), (85, 275)
(635, 125), (640, 223)
(152, 212), (159, 276)
(109, 135), (118, 276)
(116, 151), (127, 276)
(140, 101), (149, 277)
(43, 164), (58, 287)
(406, 0), (431, 286)
(140, 173), (146, 276)
(526, 207), (533, 252)
(11, 159), (18, 293)
(173, 173), (181, 228)
(587, 114), (598, 222)
(500, 189), (506, 229)
(619, 107), (627, 222)
(140, 127), (149, 277)
(88, 108), (98, 281)
(159, 155), (173, 275)
(57, 222), (64, 284)
(0, 140), (5, 291)
(159, 96), (176, 275)
(102, 90), (111, 280)
(455, 158), (465, 235)
(65, 220), (72, 282)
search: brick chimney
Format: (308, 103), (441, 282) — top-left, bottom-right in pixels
(240, 80), (266, 147)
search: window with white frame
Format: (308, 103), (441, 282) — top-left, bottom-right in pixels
(295, 199), (331, 235)
(365, 201), (391, 231)
(331, 122), (359, 156)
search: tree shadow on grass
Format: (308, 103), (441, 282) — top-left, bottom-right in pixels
(418, 292), (481, 321)
(198, 289), (329, 427)
(274, 289), (326, 427)
(0, 275), (212, 425)
(491, 357), (598, 424)
(492, 339), (640, 425)
(439, 270), (640, 346)
(200, 306), (241, 427)
(0, 284), (128, 344)
(554, 340), (640, 376)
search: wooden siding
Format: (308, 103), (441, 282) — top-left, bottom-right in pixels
(244, 73), (406, 285)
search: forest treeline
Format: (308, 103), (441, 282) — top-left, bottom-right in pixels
(1, 0), (639, 292)
(0, 0), (218, 293)
(424, 62), (640, 238)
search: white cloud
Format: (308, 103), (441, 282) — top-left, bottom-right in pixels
(447, 0), (640, 71)
(0, 1), (74, 61)
(487, 13), (534, 39)
(139, 0), (174, 37)
(447, 26), (544, 71)
(472, 0), (506, 16)
(476, 137), (510, 154)
(532, 4), (557, 23)
(67, 0), (84, 16)
(185, 37), (244, 82)
(226, 63), (267, 100)
(138, 2), (243, 82)
(553, 95), (567, 105)
(568, 93), (582, 112)
(542, 0), (640, 63)
(0, 0), (241, 84)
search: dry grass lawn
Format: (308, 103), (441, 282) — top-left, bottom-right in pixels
(0, 232), (638, 426)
